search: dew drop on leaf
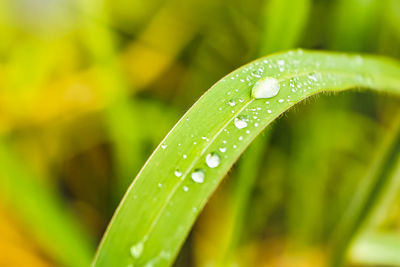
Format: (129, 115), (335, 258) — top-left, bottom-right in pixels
(252, 77), (280, 99)
(219, 147), (227, 153)
(174, 170), (182, 177)
(191, 169), (205, 183)
(228, 99), (236, 106)
(206, 152), (220, 168)
(130, 242), (144, 259)
(234, 116), (248, 129)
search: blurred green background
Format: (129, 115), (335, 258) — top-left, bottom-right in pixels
(1, 0), (400, 266)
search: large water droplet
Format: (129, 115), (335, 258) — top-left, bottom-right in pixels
(234, 116), (248, 129)
(206, 153), (220, 168)
(191, 169), (205, 183)
(251, 77), (280, 99)
(130, 242), (144, 259)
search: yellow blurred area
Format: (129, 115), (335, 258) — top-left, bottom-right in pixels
(0, 202), (52, 267)
(123, 4), (197, 88)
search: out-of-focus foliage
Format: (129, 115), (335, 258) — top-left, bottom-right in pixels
(0, 0), (399, 266)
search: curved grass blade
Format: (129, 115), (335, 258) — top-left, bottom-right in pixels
(93, 50), (400, 267)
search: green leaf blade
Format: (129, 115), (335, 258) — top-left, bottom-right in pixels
(93, 50), (400, 267)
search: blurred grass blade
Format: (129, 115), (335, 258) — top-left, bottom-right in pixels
(260, 0), (311, 54)
(0, 141), (94, 267)
(93, 50), (400, 267)
(330, 113), (400, 266)
(223, 133), (271, 265)
(350, 232), (400, 266)
(330, 0), (382, 51)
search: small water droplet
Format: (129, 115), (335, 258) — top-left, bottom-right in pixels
(238, 136), (243, 141)
(267, 109), (272, 114)
(252, 77), (280, 99)
(191, 169), (205, 183)
(308, 72), (319, 82)
(183, 186), (189, 192)
(130, 242), (144, 259)
(228, 99), (236, 107)
(234, 116), (248, 129)
(158, 183), (163, 188)
(219, 147), (227, 153)
(161, 144), (167, 149)
(206, 152), (220, 168)
(183, 154), (187, 159)
(278, 99), (284, 103)
(174, 170), (182, 177)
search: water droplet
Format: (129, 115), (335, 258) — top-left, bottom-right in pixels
(234, 116), (248, 129)
(161, 144), (167, 149)
(206, 153), (220, 168)
(252, 77), (280, 99)
(267, 109), (272, 114)
(238, 136), (243, 141)
(191, 169), (205, 183)
(158, 183), (162, 188)
(308, 72), (320, 82)
(174, 170), (182, 177)
(219, 147), (227, 153)
(228, 99), (236, 107)
(182, 154), (187, 159)
(277, 60), (285, 66)
(130, 242), (144, 259)
(183, 186), (189, 192)
(278, 99), (284, 103)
